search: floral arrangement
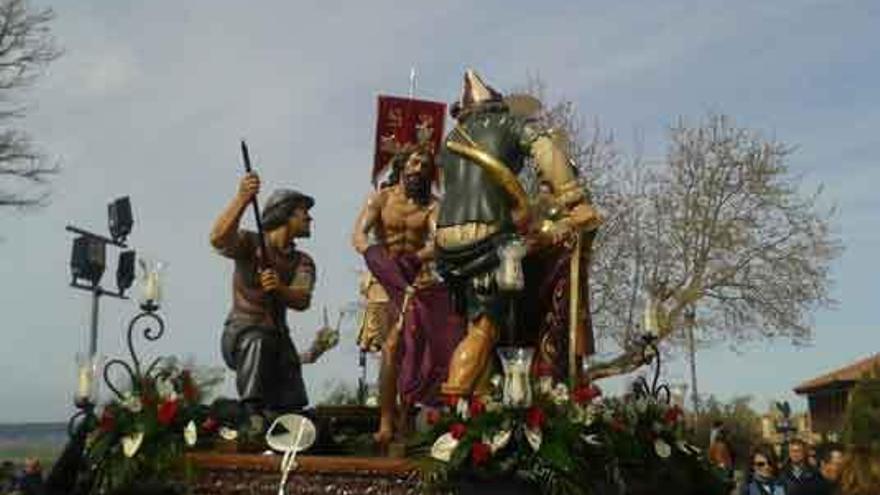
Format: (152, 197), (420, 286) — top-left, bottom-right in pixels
(417, 375), (727, 495)
(85, 359), (224, 493)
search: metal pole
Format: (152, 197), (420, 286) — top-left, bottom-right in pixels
(88, 286), (101, 358)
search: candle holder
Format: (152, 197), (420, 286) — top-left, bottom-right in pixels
(496, 346), (535, 408)
(631, 334), (671, 404)
(137, 258), (166, 310)
(102, 304), (166, 400)
(495, 239), (526, 292)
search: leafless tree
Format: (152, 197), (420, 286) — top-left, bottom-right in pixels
(0, 0), (61, 209)
(521, 79), (841, 380)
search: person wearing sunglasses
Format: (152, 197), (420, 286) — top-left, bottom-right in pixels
(741, 444), (787, 495)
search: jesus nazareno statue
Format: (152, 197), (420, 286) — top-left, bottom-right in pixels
(210, 173), (335, 424)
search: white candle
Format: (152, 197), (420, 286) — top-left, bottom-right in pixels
(144, 271), (160, 302)
(76, 362), (92, 400)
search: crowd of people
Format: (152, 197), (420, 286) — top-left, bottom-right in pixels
(0, 458), (45, 495)
(708, 422), (878, 495)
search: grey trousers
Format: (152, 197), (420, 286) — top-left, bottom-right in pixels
(221, 323), (308, 412)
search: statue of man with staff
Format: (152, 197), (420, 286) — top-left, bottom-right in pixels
(210, 171), (336, 424)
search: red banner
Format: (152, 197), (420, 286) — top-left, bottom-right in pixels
(373, 95), (446, 184)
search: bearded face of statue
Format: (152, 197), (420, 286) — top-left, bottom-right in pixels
(402, 152), (432, 205)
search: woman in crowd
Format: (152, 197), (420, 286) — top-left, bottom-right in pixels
(741, 444), (786, 495)
(837, 446), (880, 495)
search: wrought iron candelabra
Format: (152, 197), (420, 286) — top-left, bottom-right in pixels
(631, 333), (671, 404)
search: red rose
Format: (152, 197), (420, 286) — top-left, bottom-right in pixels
(425, 408), (441, 426)
(99, 408), (115, 433)
(572, 383), (602, 404)
(525, 407), (546, 430)
(201, 417), (219, 433)
(157, 399), (179, 426)
(664, 405), (683, 425)
(449, 422), (467, 440)
(471, 442), (492, 466)
(610, 417), (626, 432)
(443, 394), (459, 408)
(468, 398), (486, 418)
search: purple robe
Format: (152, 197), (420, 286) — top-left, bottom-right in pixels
(364, 245), (463, 405)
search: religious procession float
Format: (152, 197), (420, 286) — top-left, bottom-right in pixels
(47, 70), (730, 495)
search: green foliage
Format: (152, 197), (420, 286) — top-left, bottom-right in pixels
(843, 364), (880, 452)
(691, 395), (763, 468)
(414, 381), (726, 495)
(84, 361), (222, 494)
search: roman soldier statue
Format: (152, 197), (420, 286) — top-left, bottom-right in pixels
(436, 69), (602, 396)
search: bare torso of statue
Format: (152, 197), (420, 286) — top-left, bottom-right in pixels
(374, 185), (435, 257)
(352, 151), (437, 263)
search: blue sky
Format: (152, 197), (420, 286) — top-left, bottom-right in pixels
(0, 0), (877, 422)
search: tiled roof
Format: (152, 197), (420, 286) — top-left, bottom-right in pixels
(793, 353), (880, 395)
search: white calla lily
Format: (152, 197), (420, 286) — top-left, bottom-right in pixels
(430, 433), (459, 462)
(489, 430), (512, 453)
(122, 431), (144, 458)
(525, 427), (542, 451)
(654, 438), (672, 459)
(184, 420), (198, 446)
(219, 426), (238, 441)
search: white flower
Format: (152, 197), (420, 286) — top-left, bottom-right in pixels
(488, 430), (512, 453)
(122, 431), (144, 458)
(551, 383), (569, 405)
(156, 376), (178, 401)
(219, 426), (238, 441)
(456, 398), (470, 420)
(525, 427), (542, 451)
(654, 438), (672, 459)
(581, 433), (602, 446)
(365, 395), (378, 407)
(430, 433), (459, 462)
(121, 393), (142, 413)
(184, 420), (197, 446)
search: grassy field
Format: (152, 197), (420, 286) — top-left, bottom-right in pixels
(0, 423), (65, 467)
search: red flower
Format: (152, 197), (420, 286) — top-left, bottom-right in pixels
(610, 417), (626, 432)
(99, 409), (115, 433)
(572, 383), (602, 404)
(468, 398), (486, 418)
(201, 417), (219, 433)
(525, 406), (546, 430)
(443, 394), (459, 408)
(425, 408), (441, 426)
(471, 442), (492, 466)
(449, 422), (467, 440)
(664, 405), (683, 425)
(157, 399), (179, 426)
